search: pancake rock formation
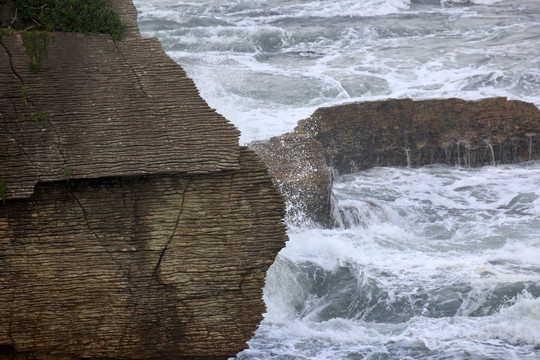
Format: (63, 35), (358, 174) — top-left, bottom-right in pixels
(252, 98), (540, 227)
(0, 0), (287, 359)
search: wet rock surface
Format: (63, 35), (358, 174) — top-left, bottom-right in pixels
(299, 98), (540, 174)
(252, 98), (540, 227)
(251, 133), (333, 228)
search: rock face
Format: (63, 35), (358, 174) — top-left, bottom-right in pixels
(299, 98), (540, 174)
(252, 98), (540, 227)
(251, 134), (333, 228)
(0, 148), (285, 360)
(0, 23), (240, 200)
(0, 1), (287, 359)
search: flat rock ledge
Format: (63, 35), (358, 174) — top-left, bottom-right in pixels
(251, 98), (540, 228)
(0, 0), (287, 359)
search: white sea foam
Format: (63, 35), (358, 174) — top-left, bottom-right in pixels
(444, 0), (507, 5)
(256, 163), (540, 358)
(400, 292), (540, 345)
(135, 0), (539, 143)
(133, 0), (540, 358)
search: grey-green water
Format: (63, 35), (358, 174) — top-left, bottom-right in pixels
(132, 0), (540, 358)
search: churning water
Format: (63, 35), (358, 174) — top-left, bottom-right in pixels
(133, 0), (540, 358)
(254, 164), (540, 359)
(134, 0), (540, 143)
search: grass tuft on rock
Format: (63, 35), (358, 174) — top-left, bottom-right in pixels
(15, 0), (124, 40)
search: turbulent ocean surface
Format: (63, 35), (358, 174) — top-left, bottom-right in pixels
(133, 0), (540, 359)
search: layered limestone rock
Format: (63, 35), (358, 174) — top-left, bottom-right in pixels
(1, 0), (286, 359)
(0, 148), (285, 360)
(252, 98), (540, 227)
(0, 27), (240, 199)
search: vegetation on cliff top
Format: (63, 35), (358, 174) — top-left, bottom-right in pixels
(21, 30), (52, 72)
(2, 0), (124, 40)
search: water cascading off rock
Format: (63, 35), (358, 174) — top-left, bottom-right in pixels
(251, 98), (540, 227)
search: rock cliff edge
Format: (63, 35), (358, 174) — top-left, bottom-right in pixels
(0, 0), (287, 359)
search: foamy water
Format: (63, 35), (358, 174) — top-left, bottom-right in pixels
(132, 0), (540, 358)
(134, 0), (540, 143)
(247, 163), (540, 359)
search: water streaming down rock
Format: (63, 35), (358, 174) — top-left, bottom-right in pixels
(297, 99), (540, 172)
(527, 133), (536, 161)
(405, 148), (411, 168)
(485, 140), (497, 166)
(331, 196), (391, 230)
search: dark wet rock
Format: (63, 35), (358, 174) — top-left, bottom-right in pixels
(298, 98), (540, 174)
(250, 133), (333, 228)
(252, 98), (540, 227)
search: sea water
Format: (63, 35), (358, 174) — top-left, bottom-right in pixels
(132, 0), (540, 358)
(253, 164), (540, 359)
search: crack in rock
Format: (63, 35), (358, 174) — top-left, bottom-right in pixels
(6, 128), (38, 170)
(48, 121), (69, 169)
(113, 42), (150, 98)
(0, 36), (25, 85)
(153, 178), (191, 283)
(8, 287), (16, 349)
(66, 186), (122, 268)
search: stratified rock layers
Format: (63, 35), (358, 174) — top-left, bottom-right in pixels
(252, 98), (540, 227)
(0, 148), (284, 359)
(0, 0), (286, 358)
(0, 32), (240, 199)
